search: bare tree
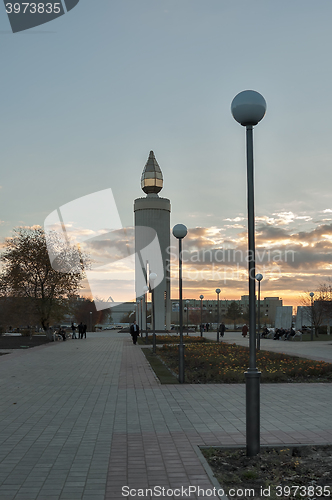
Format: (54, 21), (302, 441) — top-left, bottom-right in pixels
(0, 226), (87, 331)
(299, 290), (327, 337)
(73, 297), (111, 328)
(225, 301), (243, 330)
(316, 282), (332, 324)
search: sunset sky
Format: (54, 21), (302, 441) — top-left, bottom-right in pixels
(1, 1), (332, 307)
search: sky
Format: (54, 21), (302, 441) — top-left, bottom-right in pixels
(1, 0), (332, 307)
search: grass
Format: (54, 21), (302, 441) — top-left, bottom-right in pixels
(201, 445), (332, 499)
(154, 342), (332, 383)
(141, 348), (179, 384)
(138, 335), (208, 344)
(299, 333), (332, 341)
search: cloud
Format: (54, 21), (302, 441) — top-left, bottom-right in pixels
(65, 209), (332, 306)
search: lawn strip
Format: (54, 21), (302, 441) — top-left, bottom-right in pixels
(201, 445), (332, 500)
(156, 342), (332, 383)
(141, 348), (179, 384)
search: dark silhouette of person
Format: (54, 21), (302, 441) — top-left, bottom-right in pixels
(242, 324), (248, 337)
(262, 327), (269, 338)
(130, 321), (140, 344)
(220, 322), (226, 337)
(59, 327), (66, 341)
(78, 322), (84, 339)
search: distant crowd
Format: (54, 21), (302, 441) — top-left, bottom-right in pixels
(55, 322), (87, 341)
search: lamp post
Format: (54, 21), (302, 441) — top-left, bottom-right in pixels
(89, 311), (92, 332)
(310, 292), (314, 341)
(140, 296), (143, 333)
(255, 274), (263, 350)
(199, 294), (204, 336)
(186, 299), (189, 335)
(149, 273), (157, 353)
(232, 89), (266, 457)
(136, 299), (140, 330)
(172, 223), (188, 384)
(216, 288), (221, 342)
(143, 285), (149, 344)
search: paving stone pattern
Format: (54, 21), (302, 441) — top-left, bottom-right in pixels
(0, 332), (331, 499)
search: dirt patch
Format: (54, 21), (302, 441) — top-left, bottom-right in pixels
(202, 445), (332, 499)
(0, 335), (52, 350)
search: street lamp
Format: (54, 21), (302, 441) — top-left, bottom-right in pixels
(255, 274), (263, 350)
(149, 273), (157, 353)
(136, 299), (140, 329)
(186, 299), (189, 335)
(172, 223), (188, 384)
(143, 285), (149, 344)
(310, 292), (314, 341)
(89, 311), (92, 332)
(232, 89), (266, 457)
(140, 296), (143, 333)
(199, 294), (204, 336)
(216, 288), (221, 342)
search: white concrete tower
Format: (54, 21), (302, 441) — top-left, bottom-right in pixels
(134, 151), (171, 331)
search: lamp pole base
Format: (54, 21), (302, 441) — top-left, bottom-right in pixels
(245, 369), (261, 457)
(178, 343), (185, 383)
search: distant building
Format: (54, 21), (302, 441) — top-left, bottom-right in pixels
(170, 296), (283, 326)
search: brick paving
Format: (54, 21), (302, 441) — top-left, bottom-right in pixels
(0, 331), (331, 499)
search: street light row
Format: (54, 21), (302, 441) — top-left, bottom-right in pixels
(137, 90), (266, 457)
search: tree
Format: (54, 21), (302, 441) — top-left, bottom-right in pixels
(315, 282), (332, 324)
(299, 290), (326, 337)
(74, 297), (111, 328)
(0, 226), (86, 331)
(225, 301), (243, 330)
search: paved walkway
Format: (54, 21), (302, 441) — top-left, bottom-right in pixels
(0, 332), (331, 500)
(202, 330), (332, 363)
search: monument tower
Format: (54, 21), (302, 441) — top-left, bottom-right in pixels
(134, 151), (171, 331)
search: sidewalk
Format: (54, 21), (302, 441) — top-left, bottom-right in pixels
(201, 330), (332, 363)
(0, 331), (331, 500)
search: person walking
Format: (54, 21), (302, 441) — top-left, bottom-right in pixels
(242, 324), (248, 338)
(83, 324), (87, 339)
(130, 320), (140, 345)
(71, 322), (77, 339)
(220, 322), (226, 338)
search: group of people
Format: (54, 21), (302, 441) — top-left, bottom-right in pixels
(272, 327), (296, 340)
(71, 322), (87, 339)
(199, 323), (211, 333)
(241, 326), (297, 341)
(199, 323), (226, 335)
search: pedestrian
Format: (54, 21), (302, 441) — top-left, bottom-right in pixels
(220, 322), (226, 337)
(242, 324), (248, 337)
(71, 322), (77, 339)
(206, 323), (209, 332)
(83, 324), (87, 339)
(78, 322), (84, 339)
(59, 327), (66, 341)
(130, 320), (140, 344)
